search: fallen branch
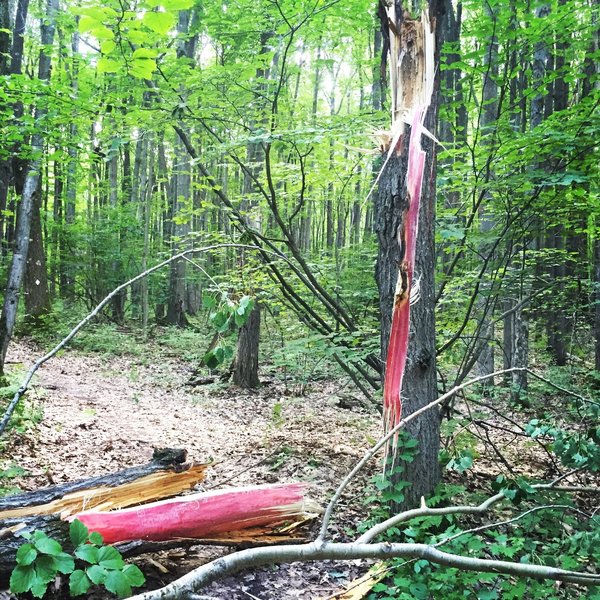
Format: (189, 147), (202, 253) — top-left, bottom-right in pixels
(124, 540), (600, 600)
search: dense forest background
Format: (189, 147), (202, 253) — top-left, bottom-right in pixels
(0, 0), (599, 597)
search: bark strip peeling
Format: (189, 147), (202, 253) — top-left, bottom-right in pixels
(381, 8), (435, 447)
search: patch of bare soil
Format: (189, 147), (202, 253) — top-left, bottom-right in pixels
(1, 340), (382, 599)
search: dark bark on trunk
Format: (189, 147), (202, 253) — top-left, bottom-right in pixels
(232, 304), (261, 389)
(24, 181), (51, 323)
(0, 0), (58, 376)
(375, 0), (444, 511)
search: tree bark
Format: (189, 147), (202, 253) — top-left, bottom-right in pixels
(23, 180), (51, 323)
(233, 303), (261, 388)
(0, 0), (58, 376)
(375, 1), (444, 509)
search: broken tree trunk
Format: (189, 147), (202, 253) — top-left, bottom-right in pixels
(0, 448), (207, 575)
(0, 449), (318, 579)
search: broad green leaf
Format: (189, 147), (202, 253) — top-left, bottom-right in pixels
(86, 564), (108, 585)
(162, 0), (194, 9)
(33, 534), (62, 556)
(89, 531), (104, 545)
(9, 564), (36, 594)
(75, 544), (99, 564)
(16, 543), (37, 566)
(130, 59), (157, 79)
(97, 57), (120, 74)
(100, 39), (117, 55)
(69, 569), (92, 596)
(97, 545), (125, 570)
(143, 11), (175, 35)
(132, 47), (158, 60)
(104, 569), (132, 598)
(30, 579), (49, 598)
(122, 564), (145, 586)
(33, 555), (59, 584)
(70, 519), (89, 547)
(53, 552), (75, 574)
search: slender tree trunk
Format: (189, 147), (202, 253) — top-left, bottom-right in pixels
(0, 0), (58, 376)
(23, 180), (51, 323)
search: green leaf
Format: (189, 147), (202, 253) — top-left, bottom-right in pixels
(9, 564), (37, 594)
(86, 564), (108, 585)
(33, 533), (63, 556)
(70, 519), (90, 547)
(30, 578), (49, 598)
(53, 552), (75, 574)
(130, 58), (157, 79)
(75, 544), (99, 564)
(132, 47), (158, 60)
(104, 569), (132, 598)
(16, 543), (38, 566)
(33, 555), (59, 584)
(69, 569), (92, 596)
(89, 531), (104, 545)
(143, 11), (175, 35)
(97, 57), (120, 74)
(97, 545), (125, 570)
(123, 564), (145, 587)
(202, 294), (217, 309)
(162, 0), (194, 9)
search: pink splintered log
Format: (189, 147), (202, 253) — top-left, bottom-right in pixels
(69, 483), (310, 544)
(383, 108), (427, 435)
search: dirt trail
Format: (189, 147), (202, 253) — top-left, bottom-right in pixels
(2, 340), (381, 599)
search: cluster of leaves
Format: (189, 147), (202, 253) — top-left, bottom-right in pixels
(526, 416), (600, 471)
(365, 480), (599, 600)
(201, 292), (255, 369)
(10, 520), (145, 598)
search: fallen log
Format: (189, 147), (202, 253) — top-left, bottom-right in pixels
(0, 447), (203, 517)
(0, 448), (208, 576)
(0, 450), (318, 581)
(72, 483), (317, 543)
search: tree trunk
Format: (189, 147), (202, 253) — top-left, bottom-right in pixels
(233, 303), (261, 389)
(0, 0), (58, 377)
(23, 181), (51, 323)
(375, 1), (444, 509)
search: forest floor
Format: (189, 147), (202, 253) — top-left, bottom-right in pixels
(1, 335), (597, 599)
(1, 337), (383, 599)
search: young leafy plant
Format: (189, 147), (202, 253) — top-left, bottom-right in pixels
(10, 519), (145, 598)
(201, 292), (255, 369)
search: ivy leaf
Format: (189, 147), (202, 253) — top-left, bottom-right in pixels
(104, 569), (132, 598)
(69, 569), (92, 596)
(97, 545), (125, 570)
(86, 564), (108, 585)
(70, 519), (90, 547)
(122, 564), (145, 586)
(16, 543), (38, 566)
(9, 564), (36, 594)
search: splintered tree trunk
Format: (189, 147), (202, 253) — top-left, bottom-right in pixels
(0, 449), (206, 576)
(375, 1), (443, 509)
